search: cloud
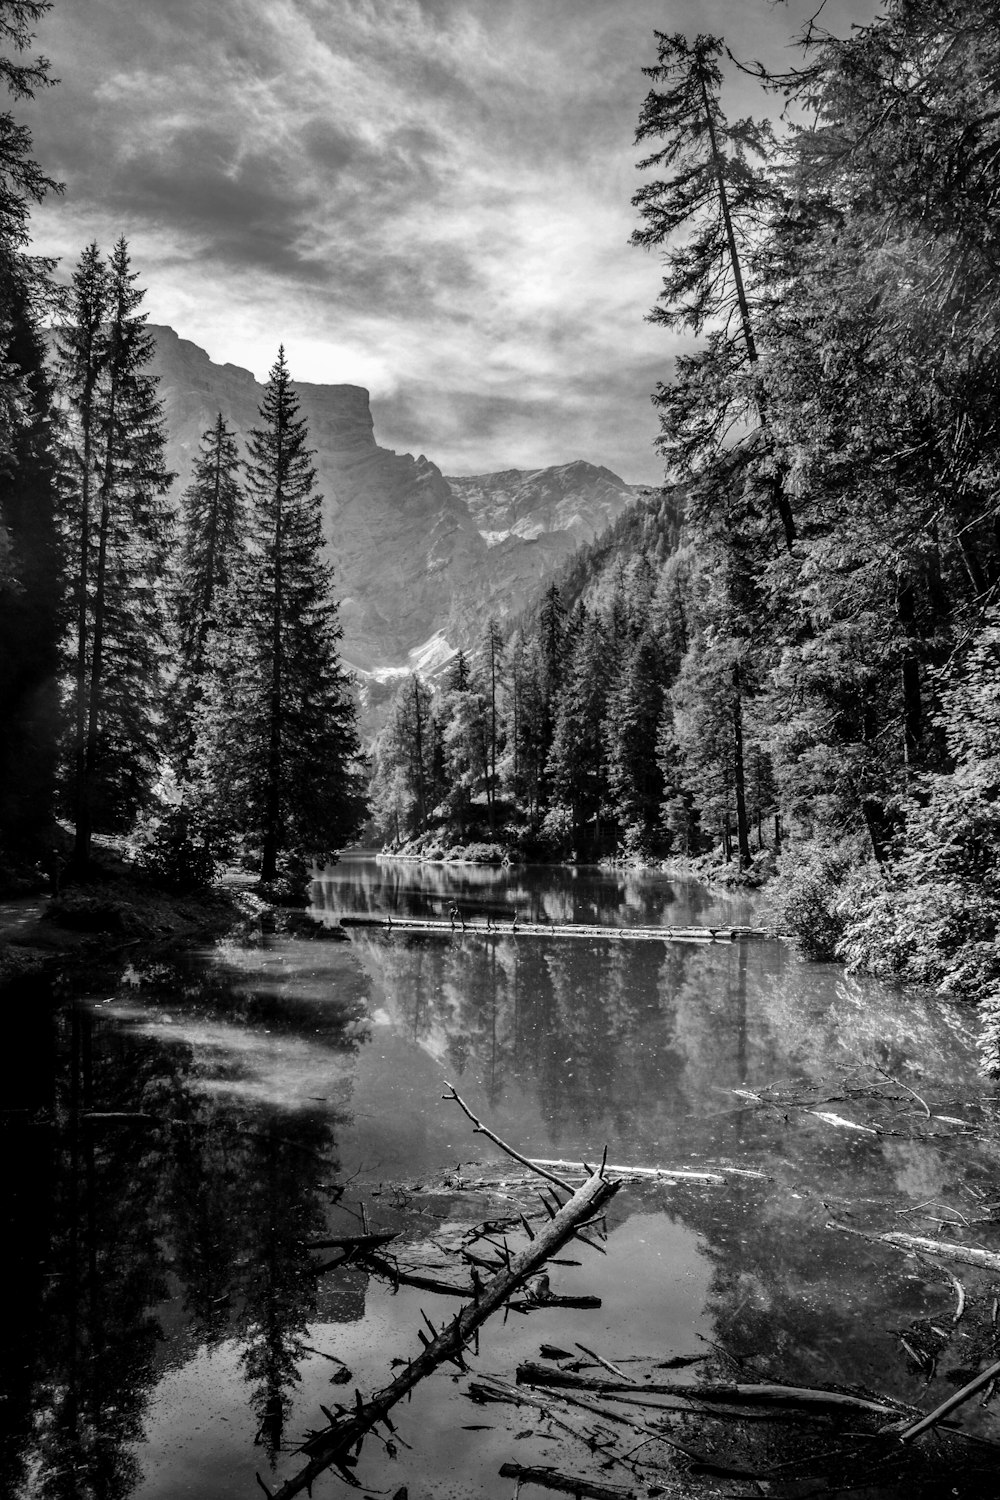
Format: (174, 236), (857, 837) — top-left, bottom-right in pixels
(25, 0), (878, 485)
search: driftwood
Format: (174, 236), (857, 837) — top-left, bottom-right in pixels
(808, 1110), (880, 1135)
(527, 1157), (764, 1184)
(304, 1231), (399, 1252)
(263, 1168), (620, 1499)
(468, 1375), (626, 1458)
(339, 914), (770, 943)
(890, 1357), (1000, 1444)
(498, 1461), (636, 1499)
(359, 1251), (473, 1298)
(829, 1220), (1000, 1273)
(516, 1362), (908, 1416)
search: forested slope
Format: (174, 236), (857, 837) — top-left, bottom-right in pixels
(369, 0), (1000, 1067)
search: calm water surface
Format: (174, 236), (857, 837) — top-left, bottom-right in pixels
(4, 856), (1000, 1499)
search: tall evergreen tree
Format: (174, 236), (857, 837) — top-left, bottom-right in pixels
(547, 613), (611, 854)
(194, 348), (364, 880)
(171, 412), (245, 766)
(60, 239), (175, 868)
(0, 0), (62, 861)
(57, 242), (108, 841)
(632, 31), (792, 553)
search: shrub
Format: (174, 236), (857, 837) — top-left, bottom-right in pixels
(765, 842), (855, 960)
(132, 805), (219, 891)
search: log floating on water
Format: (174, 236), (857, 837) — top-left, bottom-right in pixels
(515, 1362), (909, 1416)
(526, 1157), (765, 1183)
(336, 915), (773, 942)
(828, 1220), (1000, 1273)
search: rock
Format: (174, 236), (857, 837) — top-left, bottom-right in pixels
(142, 327), (644, 678)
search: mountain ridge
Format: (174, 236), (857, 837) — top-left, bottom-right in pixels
(144, 326), (646, 672)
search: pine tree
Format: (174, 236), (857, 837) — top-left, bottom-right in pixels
(547, 613), (611, 854)
(0, 265), (60, 856)
(0, 0), (62, 860)
(194, 348), (364, 881)
(172, 413), (245, 765)
(368, 674), (438, 843)
(57, 242), (109, 839)
(632, 32), (793, 550)
(59, 238), (175, 868)
(605, 630), (665, 854)
(480, 616), (503, 828)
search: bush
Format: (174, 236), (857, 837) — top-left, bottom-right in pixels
(132, 805), (219, 892)
(764, 842), (855, 960)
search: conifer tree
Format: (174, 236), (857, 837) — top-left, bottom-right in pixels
(172, 413), (245, 765)
(59, 238), (175, 868)
(0, 267), (60, 855)
(480, 616), (503, 827)
(58, 243), (108, 837)
(547, 613), (611, 853)
(605, 630), (665, 853)
(194, 348), (364, 881)
(632, 32), (792, 550)
(0, 0), (62, 859)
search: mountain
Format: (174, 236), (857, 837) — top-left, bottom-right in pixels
(146, 326), (646, 672)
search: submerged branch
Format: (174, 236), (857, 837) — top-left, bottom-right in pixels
(498, 1462), (636, 1499)
(267, 1168), (620, 1499)
(890, 1357), (1000, 1444)
(526, 1157), (765, 1183)
(516, 1362), (909, 1416)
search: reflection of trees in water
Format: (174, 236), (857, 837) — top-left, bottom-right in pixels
(312, 857), (754, 928)
(663, 946), (1000, 1434)
(1, 957), (362, 1498)
(353, 932), (691, 1155)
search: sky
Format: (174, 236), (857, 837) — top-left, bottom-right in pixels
(25, 0), (877, 485)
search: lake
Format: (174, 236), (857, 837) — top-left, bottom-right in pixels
(4, 856), (1000, 1498)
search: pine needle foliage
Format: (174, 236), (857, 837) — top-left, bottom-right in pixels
(57, 238), (175, 866)
(192, 348), (364, 881)
(171, 412), (245, 767)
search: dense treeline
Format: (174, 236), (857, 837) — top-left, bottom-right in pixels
(371, 0), (1000, 1064)
(0, 1), (363, 888)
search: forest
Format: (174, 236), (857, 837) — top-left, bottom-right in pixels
(4, 0), (1000, 1060)
(368, 0), (1000, 1069)
(0, 4), (365, 895)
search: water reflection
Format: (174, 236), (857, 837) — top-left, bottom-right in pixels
(3, 860), (999, 1499)
(312, 852), (757, 928)
(1, 957), (365, 1498)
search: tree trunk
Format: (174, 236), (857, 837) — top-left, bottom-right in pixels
(412, 676), (426, 831)
(731, 662), (752, 869)
(77, 351), (122, 872)
(896, 576), (922, 772)
(72, 371), (95, 862)
(698, 68), (794, 552)
(261, 408), (286, 884)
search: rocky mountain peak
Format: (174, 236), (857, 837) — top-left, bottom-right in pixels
(145, 326), (644, 673)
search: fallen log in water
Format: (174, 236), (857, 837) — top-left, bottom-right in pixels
(890, 1356), (1000, 1443)
(263, 1168), (621, 1499)
(337, 914), (773, 943)
(527, 1157), (765, 1183)
(516, 1362), (909, 1416)
(828, 1221), (1000, 1273)
(498, 1461), (636, 1499)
